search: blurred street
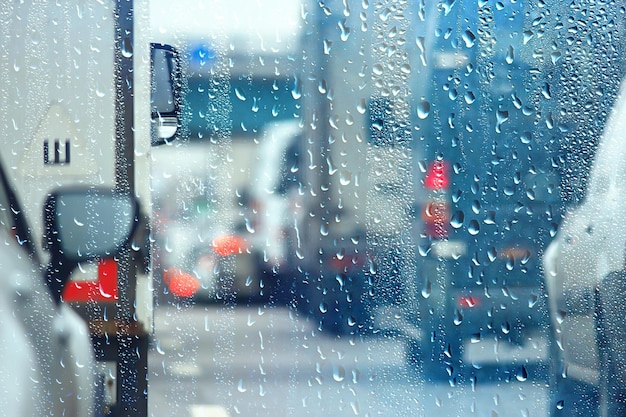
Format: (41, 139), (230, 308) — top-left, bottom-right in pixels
(148, 303), (549, 417)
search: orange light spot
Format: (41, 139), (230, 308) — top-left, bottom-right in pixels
(163, 268), (201, 298)
(211, 234), (247, 256)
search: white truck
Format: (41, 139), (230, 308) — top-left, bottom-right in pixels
(294, 0), (423, 336)
(0, 1), (180, 416)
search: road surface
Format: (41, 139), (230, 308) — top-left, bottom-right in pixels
(148, 303), (549, 417)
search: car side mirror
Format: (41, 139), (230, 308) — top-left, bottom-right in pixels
(43, 187), (140, 304)
(151, 43), (182, 145)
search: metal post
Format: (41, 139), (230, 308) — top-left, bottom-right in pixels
(113, 1), (149, 416)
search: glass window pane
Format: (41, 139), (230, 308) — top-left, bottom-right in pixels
(150, 0), (626, 415)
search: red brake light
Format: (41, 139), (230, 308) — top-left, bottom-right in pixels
(458, 295), (481, 308)
(163, 268), (201, 298)
(423, 160), (451, 239)
(211, 234), (248, 256)
(425, 161), (450, 190)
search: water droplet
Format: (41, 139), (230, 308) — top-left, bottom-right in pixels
(452, 189), (462, 203)
(327, 156), (338, 175)
(235, 87), (246, 101)
(450, 211), (464, 229)
(155, 340), (165, 355)
(541, 83), (551, 99)
(333, 365), (346, 382)
(323, 39), (332, 55)
(442, 0), (456, 15)
(272, 104), (280, 117)
(487, 247), (497, 262)
(516, 365), (528, 382)
(291, 76), (302, 100)
(468, 220), (480, 235)
(495, 110), (509, 133)
(416, 36), (425, 53)
(357, 99), (367, 114)
(505, 45), (515, 64)
(453, 308), (463, 325)
(421, 280), (431, 298)
(549, 223), (559, 238)
(368, 257), (377, 275)
(417, 100), (431, 119)
(462, 30), (476, 48)
(336, 274), (346, 290)
(237, 379), (247, 392)
(338, 19), (351, 41)
(339, 171), (351, 186)
(418, 243), (431, 256)
(523, 30), (534, 44)
(122, 37), (133, 58)
(245, 218), (255, 233)
(471, 200), (481, 214)
(501, 321), (511, 334)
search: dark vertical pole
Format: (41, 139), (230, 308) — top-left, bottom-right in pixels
(114, 1), (148, 416)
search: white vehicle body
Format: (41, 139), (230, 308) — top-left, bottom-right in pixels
(0, 1), (176, 415)
(0, 0), (153, 320)
(0, 226), (94, 417)
(248, 120), (303, 272)
(294, 0), (427, 335)
(543, 78), (626, 400)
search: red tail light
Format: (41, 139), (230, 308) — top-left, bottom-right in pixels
(425, 161), (450, 190)
(458, 295), (481, 309)
(211, 234), (248, 256)
(163, 268), (201, 298)
(423, 160), (451, 239)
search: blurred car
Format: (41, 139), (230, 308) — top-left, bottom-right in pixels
(407, 154), (559, 382)
(151, 143), (261, 303)
(244, 120), (304, 302)
(154, 119), (304, 304)
(153, 187), (257, 303)
(401, 18), (562, 382)
(0, 157), (139, 416)
(0, 170), (94, 416)
(543, 78), (626, 416)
